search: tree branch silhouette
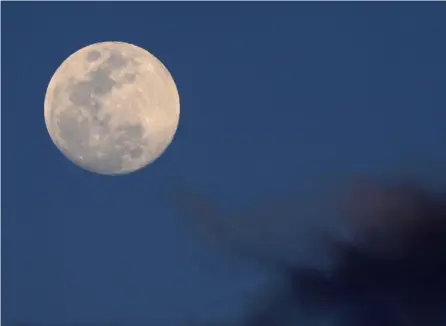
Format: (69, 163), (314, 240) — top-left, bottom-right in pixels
(169, 175), (446, 326)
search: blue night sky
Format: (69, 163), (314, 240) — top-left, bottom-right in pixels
(2, 2), (446, 326)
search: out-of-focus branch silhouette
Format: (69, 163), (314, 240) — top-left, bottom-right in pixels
(169, 174), (446, 326)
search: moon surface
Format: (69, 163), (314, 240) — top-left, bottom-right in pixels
(44, 41), (180, 175)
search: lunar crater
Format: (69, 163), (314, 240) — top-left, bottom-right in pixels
(44, 41), (180, 175)
(57, 108), (148, 174)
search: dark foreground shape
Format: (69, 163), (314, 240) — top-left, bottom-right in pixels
(172, 178), (446, 326)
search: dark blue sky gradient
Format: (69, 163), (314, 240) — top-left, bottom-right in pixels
(2, 2), (446, 325)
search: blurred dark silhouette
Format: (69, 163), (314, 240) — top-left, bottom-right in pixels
(171, 175), (446, 326)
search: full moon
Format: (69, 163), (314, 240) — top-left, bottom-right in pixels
(44, 41), (180, 175)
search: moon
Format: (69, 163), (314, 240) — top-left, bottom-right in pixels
(44, 41), (180, 175)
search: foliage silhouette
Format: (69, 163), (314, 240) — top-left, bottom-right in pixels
(171, 176), (446, 326)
